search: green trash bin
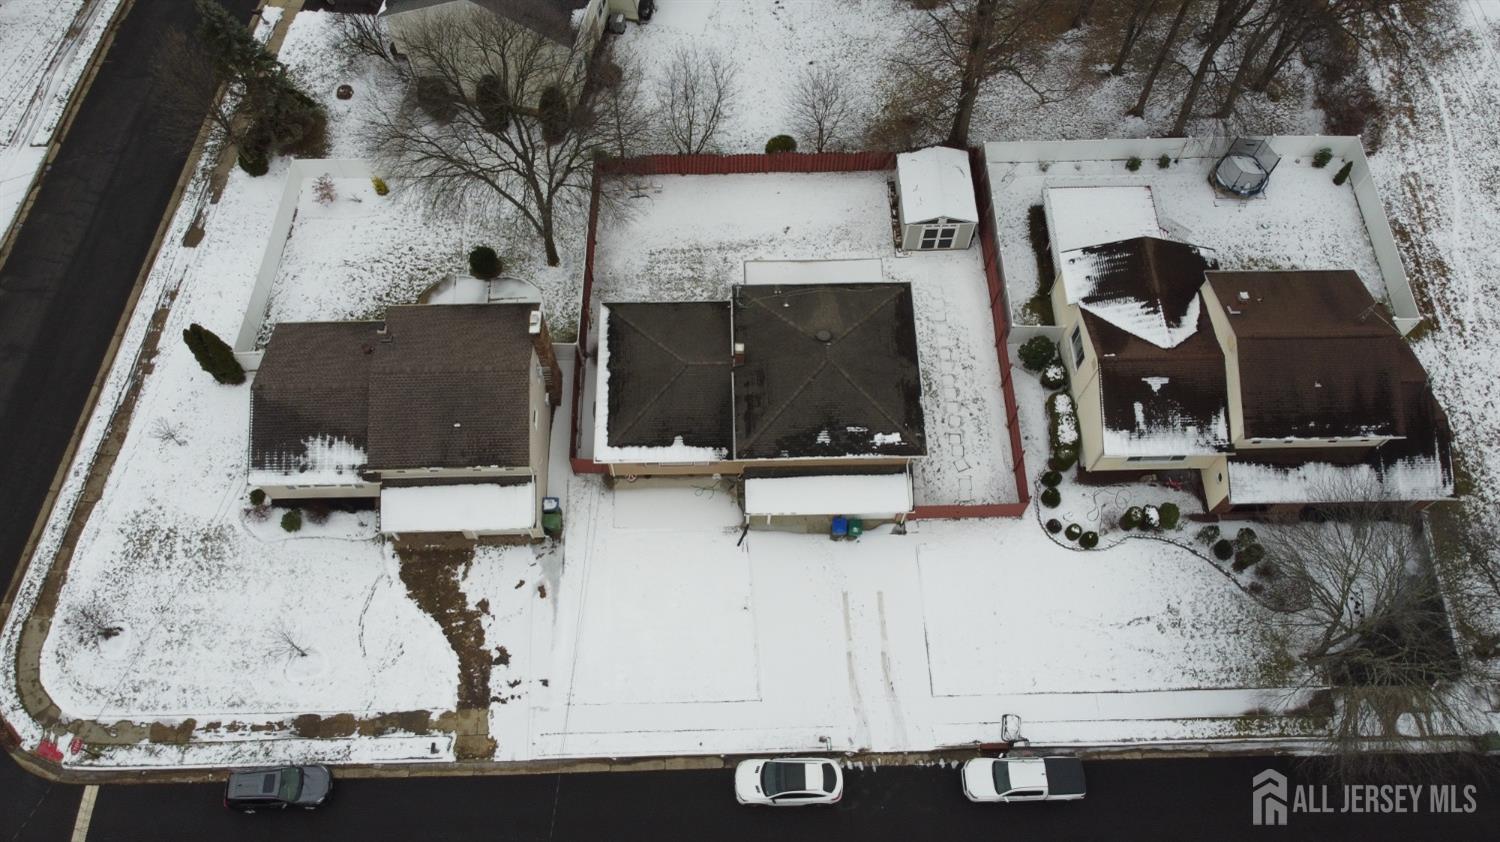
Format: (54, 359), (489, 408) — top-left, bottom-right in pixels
(847, 517), (864, 538)
(542, 496), (563, 536)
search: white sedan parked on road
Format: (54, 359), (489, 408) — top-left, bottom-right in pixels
(734, 758), (844, 806)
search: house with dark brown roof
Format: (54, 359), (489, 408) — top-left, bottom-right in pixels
(1052, 235), (1231, 474)
(1045, 217), (1452, 513)
(1200, 270), (1453, 513)
(592, 280), (925, 522)
(250, 303), (561, 541)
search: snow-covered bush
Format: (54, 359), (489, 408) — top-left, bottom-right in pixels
(1235, 527), (1258, 550)
(1039, 363), (1066, 390)
(1079, 531), (1099, 549)
(1046, 392), (1079, 469)
(1196, 525), (1221, 545)
(1126, 156), (1142, 172)
(281, 509), (303, 532)
(1213, 539), (1234, 561)
(1040, 487), (1061, 508)
(1312, 147), (1333, 168)
(1140, 504), (1161, 530)
(249, 488), (266, 506)
(1119, 506), (1142, 530)
(1064, 523), (1083, 541)
(1019, 335), (1059, 372)
(304, 500), (331, 525)
(1156, 154), (1171, 169)
(1040, 470), (1062, 488)
(1045, 518), (1062, 534)
(1333, 160), (1353, 185)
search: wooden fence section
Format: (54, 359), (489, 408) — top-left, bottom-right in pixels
(569, 151), (1031, 517)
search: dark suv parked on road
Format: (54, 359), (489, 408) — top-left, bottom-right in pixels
(224, 765), (333, 812)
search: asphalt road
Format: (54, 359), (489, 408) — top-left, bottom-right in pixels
(77, 756), (1500, 842)
(0, 0), (256, 594)
(1, 752), (81, 842)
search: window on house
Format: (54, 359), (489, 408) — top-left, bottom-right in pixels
(1126, 455), (1188, 463)
(1070, 327), (1085, 367)
(532, 409), (538, 429)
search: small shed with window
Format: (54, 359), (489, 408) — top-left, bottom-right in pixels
(894, 146), (978, 251)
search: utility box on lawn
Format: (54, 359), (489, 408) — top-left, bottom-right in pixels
(542, 496), (563, 536)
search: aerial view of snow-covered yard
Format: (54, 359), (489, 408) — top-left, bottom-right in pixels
(3, 0), (1496, 775)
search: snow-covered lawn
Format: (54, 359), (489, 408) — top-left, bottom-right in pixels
(28, 155), (459, 729)
(592, 170), (1016, 505)
(511, 475), (1282, 759)
(990, 154), (1389, 324)
(258, 175), (470, 337)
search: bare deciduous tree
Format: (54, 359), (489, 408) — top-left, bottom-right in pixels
(788, 65), (854, 152)
(273, 623), (312, 660)
(1257, 490), (1483, 778)
(69, 599), (123, 649)
(333, 12), (395, 66)
(1127, 0), (1193, 118)
(1167, 0), (1259, 136)
(888, 0), (1060, 148)
(150, 418), (187, 447)
(1105, 0), (1164, 76)
(657, 45), (739, 154)
(365, 9), (644, 265)
(594, 46), (655, 159)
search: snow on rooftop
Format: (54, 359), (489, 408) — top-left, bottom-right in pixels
(742, 258), (885, 286)
(897, 146), (979, 224)
(1227, 454), (1453, 505)
(1075, 282), (1206, 349)
(743, 472), (914, 517)
(592, 305), (728, 465)
(379, 482), (536, 534)
(1045, 185), (1160, 255)
(1103, 408), (1228, 458)
(248, 435), (368, 486)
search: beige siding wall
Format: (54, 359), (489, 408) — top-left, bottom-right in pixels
(1201, 282), (1244, 442)
(1200, 456), (1231, 511)
(603, 456), (913, 478)
(1055, 301), (1108, 470)
(608, 0), (641, 20)
(528, 349), (552, 536)
(259, 482), (381, 502)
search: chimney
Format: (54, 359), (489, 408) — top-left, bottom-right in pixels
(733, 341), (746, 367)
(529, 309), (561, 406)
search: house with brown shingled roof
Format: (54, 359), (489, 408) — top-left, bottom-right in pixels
(249, 303), (561, 542)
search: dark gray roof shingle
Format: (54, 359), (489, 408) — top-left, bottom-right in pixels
(602, 302), (733, 451)
(732, 284), (926, 460)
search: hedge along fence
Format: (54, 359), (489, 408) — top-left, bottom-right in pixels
(569, 150), (1032, 520)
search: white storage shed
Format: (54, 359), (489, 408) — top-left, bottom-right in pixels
(895, 147), (979, 251)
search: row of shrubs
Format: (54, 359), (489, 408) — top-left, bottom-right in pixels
(1196, 525), (1270, 574)
(1045, 519), (1099, 549)
(249, 489), (361, 532)
(1118, 502), (1181, 532)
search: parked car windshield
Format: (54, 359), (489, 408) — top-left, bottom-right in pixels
(760, 762), (800, 797)
(277, 768), (303, 802)
(991, 763), (1011, 795)
(822, 763), (836, 793)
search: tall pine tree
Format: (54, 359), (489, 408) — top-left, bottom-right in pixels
(183, 323), (246, 385)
